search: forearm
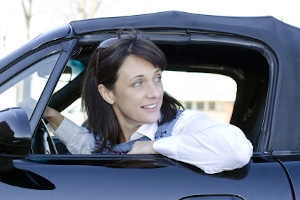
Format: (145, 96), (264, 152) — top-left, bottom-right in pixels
(128, 140), (157, 154)
(54, 117), (95, 154)
(43, 107), (64, 130)
(153, 125), (253, 174)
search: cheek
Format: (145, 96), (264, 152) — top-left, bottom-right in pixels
(114, 90), (139, 106)
(159, 85), (164, 96)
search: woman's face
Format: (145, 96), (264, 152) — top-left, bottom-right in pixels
(105, 55), (163, 129)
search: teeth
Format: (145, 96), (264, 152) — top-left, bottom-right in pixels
(143, 104), (156, 109)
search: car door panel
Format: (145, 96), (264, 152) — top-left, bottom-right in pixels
(279, 158), (300, 199)
(0, 155), (292, 200)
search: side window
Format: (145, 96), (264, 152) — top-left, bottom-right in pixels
(162, 71), (236, 123)
(0, 53), (61, 119)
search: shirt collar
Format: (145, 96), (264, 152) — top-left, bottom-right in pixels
(130, 122), (158, 141)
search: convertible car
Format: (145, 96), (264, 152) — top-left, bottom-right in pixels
(1, 11), (300, 199)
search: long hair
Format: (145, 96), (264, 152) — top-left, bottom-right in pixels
(82, 28), (183, 153)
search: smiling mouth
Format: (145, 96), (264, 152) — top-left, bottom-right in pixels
(142, 104), (157, 109)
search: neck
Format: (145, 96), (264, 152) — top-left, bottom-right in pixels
(118, 123), (140, 143)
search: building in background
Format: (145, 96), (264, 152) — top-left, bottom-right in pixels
(163, 71), (236, 123)
(180, 100), (234, 123)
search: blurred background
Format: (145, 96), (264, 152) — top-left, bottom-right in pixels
(1, 0), (299, 57)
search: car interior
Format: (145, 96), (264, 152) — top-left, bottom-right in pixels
(32, 30), (270, 155)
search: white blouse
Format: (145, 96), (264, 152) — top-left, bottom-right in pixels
(54, 110), (253, 174)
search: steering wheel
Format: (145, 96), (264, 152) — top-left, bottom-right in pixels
(31, 119), (58, 154)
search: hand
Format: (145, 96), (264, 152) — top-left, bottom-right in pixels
(18, 97), (56, 119)
(42, 106), (64, 130)
(18, 97), (64, 130)
(128, 140), (157, 154)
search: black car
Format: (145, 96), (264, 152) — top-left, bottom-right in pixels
(1, 11), (300, 199)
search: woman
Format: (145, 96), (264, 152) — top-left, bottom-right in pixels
(44, 28), (253, 174)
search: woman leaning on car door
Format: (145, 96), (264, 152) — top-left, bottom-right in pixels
(34, 27), (253, 174)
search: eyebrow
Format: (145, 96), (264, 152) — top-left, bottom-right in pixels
(129, 69), (162, 81)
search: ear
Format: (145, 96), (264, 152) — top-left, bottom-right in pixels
(98, 84), (114, 104)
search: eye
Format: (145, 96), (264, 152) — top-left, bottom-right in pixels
(133, 81), (142, 87)
(155, 75), (162, 82)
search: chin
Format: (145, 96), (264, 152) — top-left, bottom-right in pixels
(143, 116), (160, 124)
(139, 110), (160, 124)
(143, 118), (158, 124)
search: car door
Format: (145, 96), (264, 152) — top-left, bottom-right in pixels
(0, 153), (292, 199)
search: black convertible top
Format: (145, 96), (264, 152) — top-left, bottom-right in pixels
(71, 11), (300, 153)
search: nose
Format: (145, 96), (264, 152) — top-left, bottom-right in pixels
(146, 82), (161, 99)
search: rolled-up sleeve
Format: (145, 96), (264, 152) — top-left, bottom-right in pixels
(153, 111), (253, 174)
(54, 117), (95, 154)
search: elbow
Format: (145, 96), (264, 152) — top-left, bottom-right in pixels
(225, 125), (253, 169)
(230, 139), (253, 169)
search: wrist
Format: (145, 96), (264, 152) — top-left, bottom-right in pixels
(43, 107), (64, 130)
